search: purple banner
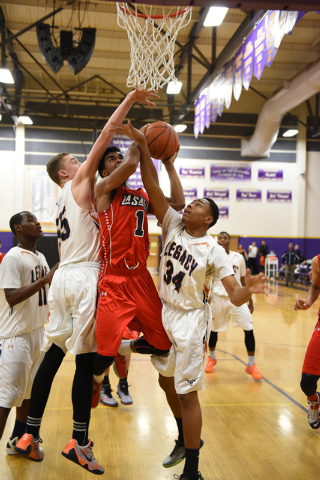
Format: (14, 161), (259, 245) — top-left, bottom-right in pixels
(254, 16), (267, 80)
(236, 189), (261, 202)
(258, 168), (283, 181)
(211, 81), (218, 123)
(183, 187), (197, 199)
(224, 59), (233, 110)
(200, 94), (206, 135)
(210, 163), (251, 182)
(218, 205), (229, 219)
(194, 98), (200, 138)
(204, 187), (229, 200)
(234, 44), (244, 101)
(217, 72), (225, 117)
(205, 88), (211, 129)
(276, 11), (288, 49)
(180, 167), (205, 178)
(266, 11), (279, 68)
(243, 31), (254, 91)
(285, 11), (299, 35)
(267, 190), (292, 203)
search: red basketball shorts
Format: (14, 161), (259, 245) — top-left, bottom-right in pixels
(302, 319), (320, 376)
(96, 266), (171, 356)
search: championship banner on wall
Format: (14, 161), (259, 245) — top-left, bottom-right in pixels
(266, 10), (279, 67)
(218, 205), (229, 219)
(200, 93), (206, 134)
(211, 80), (218, 123)
(211, 163), (251, 182)
(267, 190), (292, 202)
(180, 166), (205, 178)
(224, 59), (234, 109)
(236, 189), (262, 202)
(254, 16), (267, 80)
(258, 168), (283, 181)
(206, 87), (212, 129)
(217, 72), (225, 117)
(243, 30), (254, 90)
(204, 187), (229, 200)
(233, 44), (244, 101)
(194, 97), (200, 138)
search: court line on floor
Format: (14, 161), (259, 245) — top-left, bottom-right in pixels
(217, 348), (307, 413)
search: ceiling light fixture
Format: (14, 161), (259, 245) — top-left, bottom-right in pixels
(18, 116), (33, 125)
(0, 68), (14, 84)
(204, 7), (228, 27)
(166, 81), (182, 94)
(283, 129), (298, 137)
(174, 124), (187, 133)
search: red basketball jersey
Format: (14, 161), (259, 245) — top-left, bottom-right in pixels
(98, 186), (150, 275)
(0, 252), (5, 264)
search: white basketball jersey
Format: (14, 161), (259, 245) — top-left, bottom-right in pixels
(159, 207), (234, 310)
(213, 250), (246, 297)
(0, 247), (50, 338)
(56, 181), (100, 267)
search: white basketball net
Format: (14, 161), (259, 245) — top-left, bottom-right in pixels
(116, 3), (192, 90)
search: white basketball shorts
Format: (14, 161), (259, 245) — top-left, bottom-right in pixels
(151, 301), (211, 394)
(210, 294), (252, 332)
(43, 263), (99, 355)
(0, 326), (45, 408)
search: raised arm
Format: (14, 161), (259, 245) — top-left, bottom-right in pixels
(294, 256), (320, 311)
(73, 89), (159, 187)
(222, 269), (268, 307)
(162, 154), (185, 211)
(109, 121), (169, 223)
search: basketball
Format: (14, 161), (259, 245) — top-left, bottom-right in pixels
(144, 121), (180, 161)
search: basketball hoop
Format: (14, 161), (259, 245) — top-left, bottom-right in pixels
(116, 3), (192, 90)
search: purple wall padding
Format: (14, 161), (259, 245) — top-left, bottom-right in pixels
(0, 231), (14, 254)
(238, 236), (320, 265)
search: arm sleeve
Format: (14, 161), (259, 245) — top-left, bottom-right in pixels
(0, 255), (22, 289)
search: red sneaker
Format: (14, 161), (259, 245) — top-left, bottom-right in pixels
(92, 378), (103, 408)
(113, 353), (127, 379)
(245, 363), (263, 380)
(205, 356), (217, 373)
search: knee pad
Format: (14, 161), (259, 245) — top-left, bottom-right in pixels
(301, 373), (319, 397)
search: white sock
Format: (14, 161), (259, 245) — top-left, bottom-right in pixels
(209, 349), (216, 360)
(248, 355), (255, 367)
(118, 340), (132, 356)
(94, 374), (104, 384)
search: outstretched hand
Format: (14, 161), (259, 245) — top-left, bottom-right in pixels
(244, 269), (269, 295)
(161, 146), (180, 166)
(129, 88), (160, 107)
(110, 120), (146, 144)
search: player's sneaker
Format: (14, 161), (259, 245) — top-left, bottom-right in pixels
(92, 378), (103, 408)
(117, 380), (133, 405)
(205, 356), (217, 373)
(245, 363), (263, 380)
(100, 383), (118, 407)
(173, 472), (204, 480)
(113, 353), (127, 379)
(15, 433), (44, 461)
(5, 436), (19, 455)
(62, 438), (104, 475)
(163, 439), (204, 468)
(307, 392), (320, 429)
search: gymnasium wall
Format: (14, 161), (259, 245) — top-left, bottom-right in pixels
(0, 112), (319, 262)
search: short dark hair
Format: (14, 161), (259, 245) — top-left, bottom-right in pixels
(218, 231), (230, 240)
(98, 146), (122, 177)
(47, 152), (69, 185)
(9, 211), (29, 236)
(204, 198), (219, 228)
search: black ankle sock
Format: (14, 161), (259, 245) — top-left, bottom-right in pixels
(73, 420), (89, 447)
(11, 419), (26, 440)
(175, 417), (184, 444)
(102, 375), (110, 386)
(119, 377), (128, 385)
(183, 447), (200, 478)
(26, 416), (42, 439)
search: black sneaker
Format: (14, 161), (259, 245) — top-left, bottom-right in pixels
(174, 472), (204, 480)
(163, 439), (204, 468)
(116, 380), (133, 405)
(100, 383), (118, 407)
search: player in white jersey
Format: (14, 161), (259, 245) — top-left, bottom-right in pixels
(15, 88), (159, 475)
(110, 121), (268, 480)
(0, 211), (57, 457)
(205, 231), (262, 380)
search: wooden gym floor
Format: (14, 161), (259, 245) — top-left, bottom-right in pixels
(0, 281), (320, 480)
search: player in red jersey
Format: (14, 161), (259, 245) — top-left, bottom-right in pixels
(294, 254), (320, 429)
(92, 143), (185, 406)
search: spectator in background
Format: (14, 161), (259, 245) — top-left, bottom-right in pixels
(259, 241), (269, 273)
(248, 242), (259, 275)
(0, 240), (5, 264)
(238, 244), (248, 264)
(295, 244), (306, 265)
(282, 243), (300, 287)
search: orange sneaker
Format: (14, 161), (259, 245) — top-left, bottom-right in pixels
(92, 378), (103, 408)
(62, 438), (104, 475)
(205, 356), (217, 373)
(15, 433), (44, 462)
(113, 353), (127, 379)
(245, 363), (263, 380)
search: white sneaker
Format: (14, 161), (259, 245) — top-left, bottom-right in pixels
(307, 392), (320, 429)
(117, 380), (133, 405)
(5, 436), (19, 455)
